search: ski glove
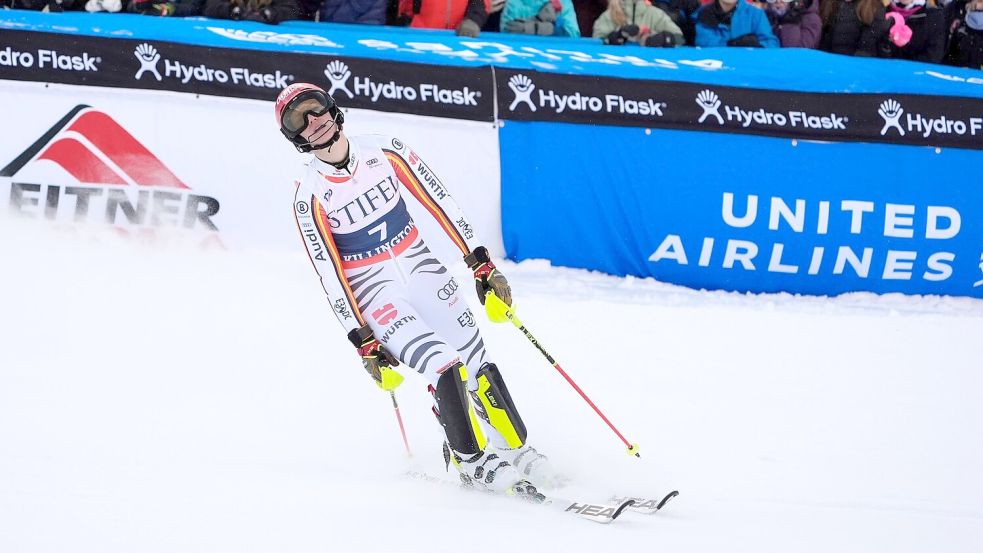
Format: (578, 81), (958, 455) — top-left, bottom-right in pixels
(505, 3), (558, 35)
(464, 246), (512, 306)
(727, 33), (762, 47)
(644, 31), (679, 48)
(456, 18), (481, 37)
(348, 324), (403, 392)
(604, 24), (641, 45)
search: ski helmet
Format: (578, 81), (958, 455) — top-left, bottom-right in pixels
(274, 83), (345, 153)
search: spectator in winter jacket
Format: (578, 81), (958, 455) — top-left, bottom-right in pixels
(819, 0), (891, 56)
(320, 0), (384, 23)
(6, 0), (82, 10)
(593, 0), (684, 46)
(946, 0), (983, 68)
(502, 0), (581, 36)
(395, 0), (489, 37)
(652, 0), (702, 44)
(482, 0), (507, 32)
(574, 0), (610, 36)
(204, 0), (299, 23)
(694, 0), (780, 47)
(762, 0), (822, 47)
(881, 0), (946, 62)
(126, 0), (203, 15)
(295, 0), (320, 18)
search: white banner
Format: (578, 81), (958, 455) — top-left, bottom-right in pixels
(0, 81), (503, 258)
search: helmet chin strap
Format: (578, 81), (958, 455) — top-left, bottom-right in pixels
(293, 112), (344, 153)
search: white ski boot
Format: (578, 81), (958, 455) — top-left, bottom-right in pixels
(494, 443), (567, 490)
(444, 443), (544, 501)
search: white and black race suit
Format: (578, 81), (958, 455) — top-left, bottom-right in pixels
(293, 135), (492, 388)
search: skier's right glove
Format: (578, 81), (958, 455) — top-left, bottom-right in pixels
(464, 246), (512, 307)
(348, 324), (403, 392)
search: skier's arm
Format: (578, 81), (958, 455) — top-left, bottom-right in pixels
(292, 184), (366, 335)
(381, 139), (484, 258)
(294, 183), (404, 389)
(382, 139), (513, 307)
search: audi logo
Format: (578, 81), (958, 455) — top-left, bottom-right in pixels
(437, 278), (459, 300)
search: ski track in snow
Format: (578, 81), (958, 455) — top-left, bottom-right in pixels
(1, 224), (981, 553)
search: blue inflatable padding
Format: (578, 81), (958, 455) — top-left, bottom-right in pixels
(2, 11), (982, 97)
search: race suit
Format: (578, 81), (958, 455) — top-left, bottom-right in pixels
(292, 135), (493, 395)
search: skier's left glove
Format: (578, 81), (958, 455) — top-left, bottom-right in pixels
(464, 246), (512, 306)
(348, 324), (403, 392)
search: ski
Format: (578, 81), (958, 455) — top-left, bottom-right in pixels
(406, 470), (634, 524)
(544, 496), (635, 524)
(608, 490), (679, 515)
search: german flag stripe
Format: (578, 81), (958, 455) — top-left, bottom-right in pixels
(311, 195), (365, 326)
(384, 150), (469, 255)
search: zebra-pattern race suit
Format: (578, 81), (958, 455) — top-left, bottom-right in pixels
(292, 134), (507, 443)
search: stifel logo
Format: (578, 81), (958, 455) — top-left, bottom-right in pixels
(1, 105), (221, 242)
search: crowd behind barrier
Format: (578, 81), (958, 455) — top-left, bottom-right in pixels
(1, 0), (981, 69)
(1, 9), (980, 300)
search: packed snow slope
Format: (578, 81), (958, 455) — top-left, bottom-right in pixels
(2, 224), (982, 553)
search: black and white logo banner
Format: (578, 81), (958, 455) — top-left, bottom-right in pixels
(496, 68), (983, 150)
(0, 30), (495, 122)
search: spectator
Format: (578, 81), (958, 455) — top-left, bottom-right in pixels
(945, 0), (983, 67)
(881, 0), (946, 62)
(127, 0), (204, 15)
(819, 0), (891, 56)
(762, 0), (822, 47)
(593, 0), (684, 45)
(652, 0), (701, 44)
(8, 0), (82, 10)
(395, 0), (489, 37)
(694, 0), (780, 47)
(502, 0), (581, 36)
(295, 0), (320, 18)
(83, 0), (122, 10)
(573, 0), (608, 36)
(204, 0), (300, 23)
(482, 0), (506, 32)
(320, 0), (385, 23)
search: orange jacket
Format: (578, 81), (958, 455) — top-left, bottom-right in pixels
(398, 0), (490, 29)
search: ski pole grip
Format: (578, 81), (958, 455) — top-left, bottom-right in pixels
(483, 290), (514, 324)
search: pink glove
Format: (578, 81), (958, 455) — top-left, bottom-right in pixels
(886, 12), (913, 48)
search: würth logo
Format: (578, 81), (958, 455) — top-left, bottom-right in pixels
(1, 105), (221, 238)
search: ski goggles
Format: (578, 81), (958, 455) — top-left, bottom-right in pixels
(280, 89), (336, 139)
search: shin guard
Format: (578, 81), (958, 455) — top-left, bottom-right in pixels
(432, 363), (486, 455)
(471, 363), (527, 449)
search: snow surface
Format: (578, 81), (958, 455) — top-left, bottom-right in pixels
(2, 223), (982, 553)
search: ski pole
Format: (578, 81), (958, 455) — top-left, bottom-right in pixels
(483, 291), (641, 458)
(390, 391), (412, 457)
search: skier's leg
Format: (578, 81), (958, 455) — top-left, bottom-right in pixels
(397, 249), (552, 479)
(398, 255), (526, 447)
(431, 361), (539, 495)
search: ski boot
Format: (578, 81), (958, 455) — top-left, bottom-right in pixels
(494, 443), (567, 490)
(444, 442), (545, 502)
